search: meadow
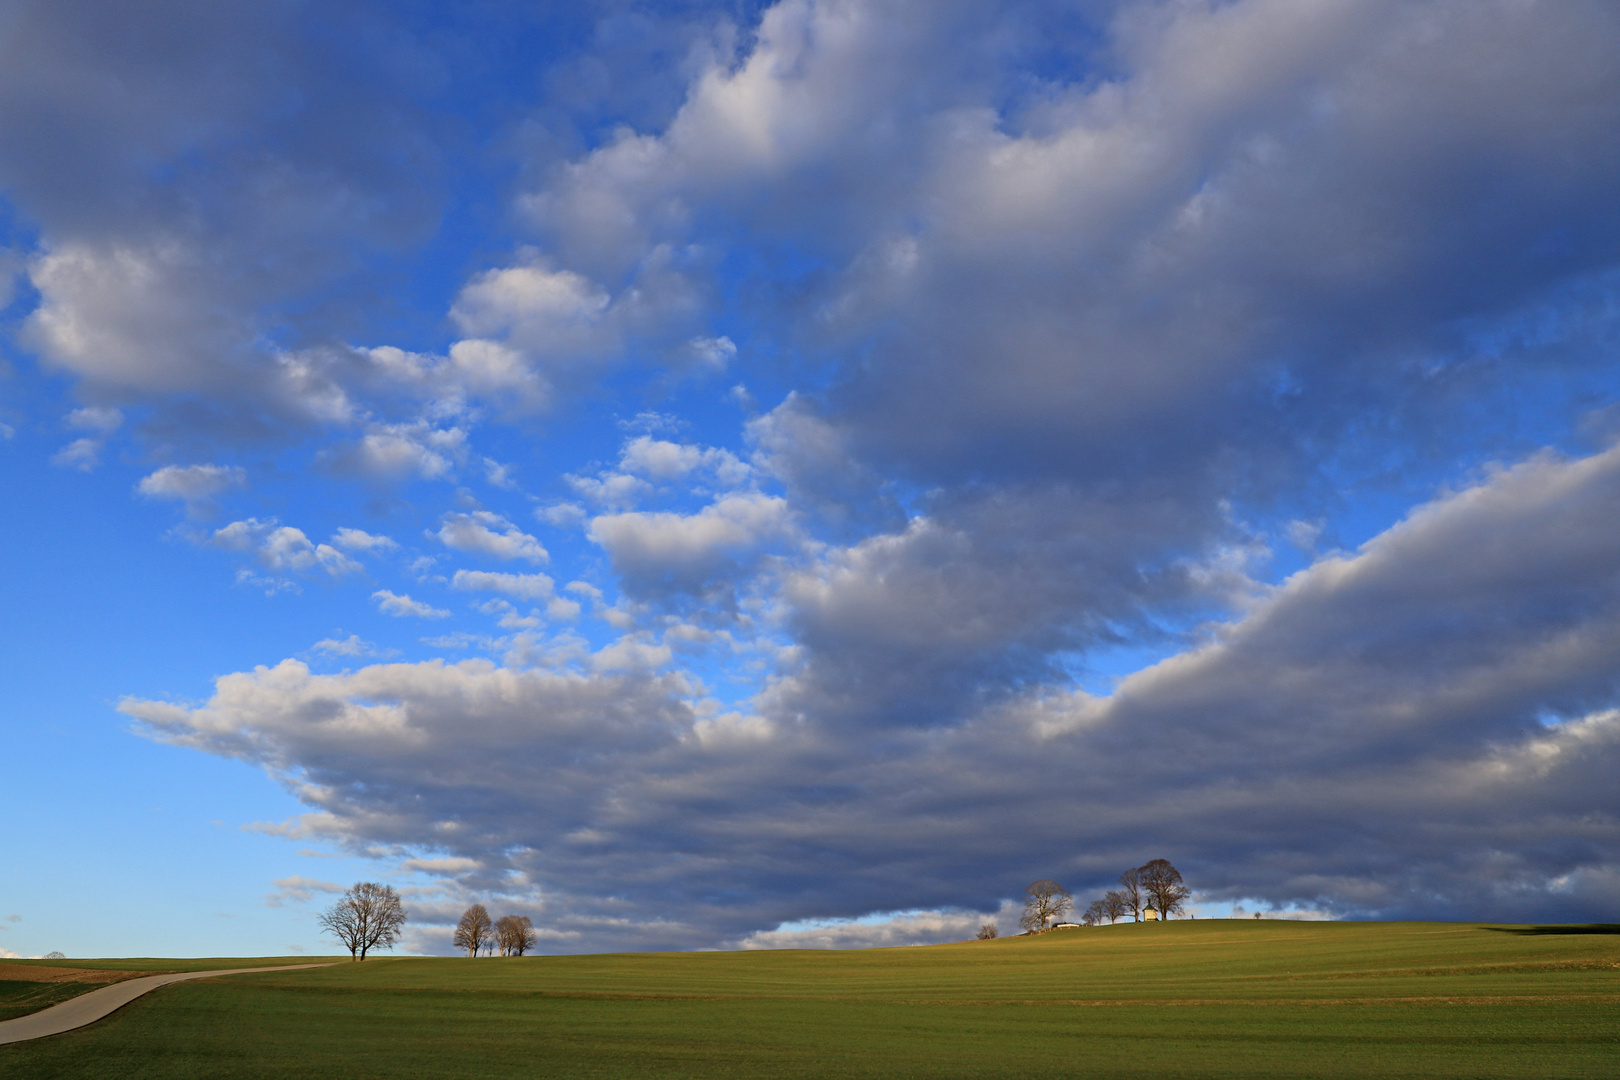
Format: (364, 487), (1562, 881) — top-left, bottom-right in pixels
(1, 921), (1615, 1079)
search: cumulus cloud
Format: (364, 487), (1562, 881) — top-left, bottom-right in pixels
(589, 492), (796, 598)
(330, 528), (398, 554)
(137, 464), (247, 512)
(618, 435), (751, 487)
(326, 422), (468, 482)
(50, 437), (102, 471)
(451, 570), (557, 602)
(372, 590), (450, 619)
(312, 635), (399, 660)
(67, 406), (122, 434)
(434, 512), (549, 564)
(213, 518), (362, 578)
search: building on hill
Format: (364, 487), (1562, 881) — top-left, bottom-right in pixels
(1143, 906), (1160, 921)
(1051, 921), (1080, 930)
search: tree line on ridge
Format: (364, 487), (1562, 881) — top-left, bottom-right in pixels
(977, 859), (1190, 938)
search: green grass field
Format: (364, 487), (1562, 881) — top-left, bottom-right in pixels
(3, 921), (1616, 1079)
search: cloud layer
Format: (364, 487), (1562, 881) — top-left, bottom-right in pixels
(6, 0), (1620, 951)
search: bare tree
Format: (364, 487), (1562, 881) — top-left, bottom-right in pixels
(1117, 867), (1144, 922)
(317, 882), (407, 960)
(452, 903), (493, 957)
(1139, 859), (1191, 920)
(1018, 879), (1073, 933)
(976, 923), (998, 940)
(495, 914), (538, 956)
(1102, 890), (1128, 924)
(1081, 900), (1104, 926)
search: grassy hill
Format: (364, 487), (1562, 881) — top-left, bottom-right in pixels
(3, 921), (1616, 1078)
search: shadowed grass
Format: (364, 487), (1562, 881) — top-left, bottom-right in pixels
(0, 958), (337, 1021)
(0, 983), (100, 1024)
(2, 923), (1616, 1079)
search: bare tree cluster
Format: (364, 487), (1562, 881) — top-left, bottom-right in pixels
(453, 904), (492, 956)
(1081, 860), (1191, 924)
(454, 904), (539, 957)
(976, 923), (998, 940)
(318, 882), (407, 959)
(1081, 891), (1129, 926)
(495, 914), (538, 956)
(1018, 879), (1073, 933)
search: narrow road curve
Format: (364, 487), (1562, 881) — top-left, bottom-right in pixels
(0, 963), (338, 1045)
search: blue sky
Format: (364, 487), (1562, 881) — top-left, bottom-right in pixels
(4, 0), (1620, 958)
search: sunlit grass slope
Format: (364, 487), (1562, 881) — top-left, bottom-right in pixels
(3, 921), (1616, 1079)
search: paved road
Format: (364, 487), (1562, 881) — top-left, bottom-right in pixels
(0, 963), (337, 1045)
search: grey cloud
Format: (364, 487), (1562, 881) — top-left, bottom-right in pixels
(0, 0), (442, 432)
(774, 481), (1230, 730)
(124, 446), (1620, 949)
(528, 0), (1620, 508)
(38, 0), (1620, 952)
(821, 0), (1620, 488)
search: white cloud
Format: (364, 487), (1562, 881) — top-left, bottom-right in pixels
(483, 458), (517, 489)
(589, 492), (795, 596)
(566, 471), (653, 508)
(213, 518), (362, 577)
(451, 569), (557, 602)
(452, 263), (609, 352)
(590, 633), (673, 672)
(263, 528), (362, 576)
(265, 876), (343, 907)
(685, 335), (735, 373)
(330, 527), (398, 553)
(738, 908), (996, 950)
(434, 511), (549, 564)
(331, 421), (467, 481)
(25, 239), (244, 392)
(478, 598), (541, 630)
(617, 435), (751, 487)
(138, 464), (246, 503)
(537, 502), (588, 528)
(67, 406), (122, 433)
(312, 635), (399, 660)
(50, 437), (101, 471)
(373, 590), (450, 619)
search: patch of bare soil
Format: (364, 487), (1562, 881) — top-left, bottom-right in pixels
(0, 964), (144, 985)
